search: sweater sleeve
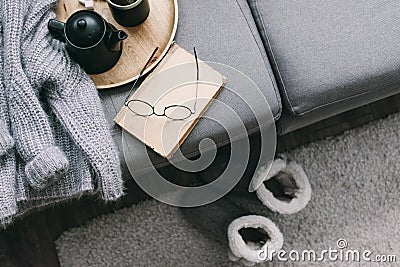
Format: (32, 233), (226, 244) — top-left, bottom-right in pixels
(0, 19), (18, 225)
(21, 0), (123, 200)
(2, 0), (69, 189)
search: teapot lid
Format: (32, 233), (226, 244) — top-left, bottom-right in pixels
(66, 10), (105, 48)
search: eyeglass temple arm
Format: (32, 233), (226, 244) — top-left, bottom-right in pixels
(124, 47), (160, 104)
(193, 47), (199, 113)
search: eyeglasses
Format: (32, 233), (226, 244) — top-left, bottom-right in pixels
(124, 47), (199, 120)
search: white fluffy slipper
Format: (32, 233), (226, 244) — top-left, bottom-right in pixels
(253, 158), (312, 215)
(227, 215), (284, 264)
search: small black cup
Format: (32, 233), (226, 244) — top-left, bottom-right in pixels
(107, 0), (150, 27)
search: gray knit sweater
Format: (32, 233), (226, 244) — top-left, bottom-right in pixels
(0, 0), (124, 226)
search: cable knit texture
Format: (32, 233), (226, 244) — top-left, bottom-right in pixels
(0, 120), (14, 156)
(0, 0), (124, 226)
(0, 19), (18, 225)
(22, 0), (123, 200)
(2, 0), (69, 189)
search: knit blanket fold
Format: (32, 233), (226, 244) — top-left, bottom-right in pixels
(0, 0), (124, 227)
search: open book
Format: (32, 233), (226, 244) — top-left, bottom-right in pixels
(114, 44), (226, 158)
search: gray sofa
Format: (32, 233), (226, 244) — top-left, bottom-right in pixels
(102, 0), (400, 174)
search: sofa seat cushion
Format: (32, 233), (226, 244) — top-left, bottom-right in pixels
(248, 0), (400, 116)
(101, 0), (281, 173)
(176, 0), (281, 121)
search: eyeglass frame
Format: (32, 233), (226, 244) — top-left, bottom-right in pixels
(124, 46), (200, 120)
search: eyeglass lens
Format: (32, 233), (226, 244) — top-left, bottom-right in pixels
(127, 100), (153, 116)
(164, 105), (193, 120)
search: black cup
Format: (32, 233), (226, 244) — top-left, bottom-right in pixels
(107, 0), (150, 27)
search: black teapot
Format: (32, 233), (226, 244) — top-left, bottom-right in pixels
(48, 10), (128, 74)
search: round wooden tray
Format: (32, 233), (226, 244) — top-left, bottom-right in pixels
(56, 0), (178, 89)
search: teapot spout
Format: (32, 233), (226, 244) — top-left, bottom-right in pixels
(108, 30), (128, 52)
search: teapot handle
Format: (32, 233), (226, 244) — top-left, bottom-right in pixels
(48, 19), (66, 43)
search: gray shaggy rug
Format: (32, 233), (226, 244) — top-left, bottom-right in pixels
(56, 113), (400, 266)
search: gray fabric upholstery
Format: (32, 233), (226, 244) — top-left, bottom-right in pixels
(102, 0), (282, 172)
(248, 0), (400, 122)
(176, 0), (281, 120)
(276, 87), (400, 134)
